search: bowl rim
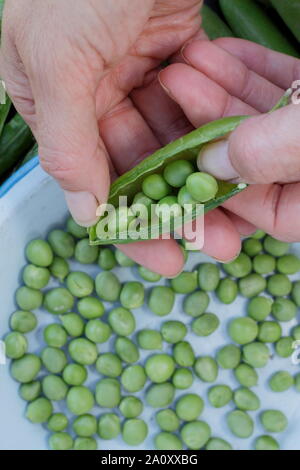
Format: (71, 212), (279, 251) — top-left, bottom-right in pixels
(0, 155), (39, 198)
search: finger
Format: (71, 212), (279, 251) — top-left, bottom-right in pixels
(214, 38), (300, 90)
(131, 69), (193, 145)
(182, 40), (283, 112)
(159, 63), (256, 128)
(116, 239), (185, 277)
(224, 211), (257, 236)
(199, 104), (300, 184)
(222, 183), (300, 243)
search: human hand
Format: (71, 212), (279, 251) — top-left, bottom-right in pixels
(0, 0), (203, 276)
(159, 38), (300, 251)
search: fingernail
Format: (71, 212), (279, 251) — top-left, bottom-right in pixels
(197, 139), (239, 181)
(158, 71), (175, 100)
(212, 253), (240, 264)
(64, 190), (99, 227)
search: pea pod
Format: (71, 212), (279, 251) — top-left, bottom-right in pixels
(270, 0), (300, 42)
(219, 0), (299, 57)
(22, 142), (38, 165)
(0, 97), (11, 138)
(201, 5), (234, 40)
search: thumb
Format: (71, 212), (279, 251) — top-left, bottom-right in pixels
(35, 83), (110, 227)
(198, 104), (300, 184)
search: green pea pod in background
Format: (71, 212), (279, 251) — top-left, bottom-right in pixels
(0, 96), (11, 137)
(270, 0), (300, 43)
(201, 4), (234, 40)
(0, 114), (35, 178)
(219, 0), (299, 57)
(21, 142), (38, 166)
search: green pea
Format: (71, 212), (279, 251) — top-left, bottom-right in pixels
(66, 216), (87, 239)
(258, 321), (282, 343)
(103, 206), (135, 236)
(11, 354), (41, 383)
(132, 192), (153, 218)
(42, 375), (68, 401)
(154, 432), (183, 450)
(269, 371), (294, 392)
(137, 329), (163, 350)
(98, 413), (121, 440)
(25, 239), (53, 267)
(234, 364), (258, 388)
(292, 281), (300, 306)
(183, 291), (210, 317)
(181, 420), (211, 450)
(242, 342), (270, 368)
(15, 286), (43, 311)
(247, 296), (273, 322)
(172, 368), (194, 389)
(95, 354), (121, 378)
(267, 274), (292, 297)
(77, 296), (104, 319)
(43, 324), (67, 348)
(137, 265), (161, 282)
(206, 438), (232, 451)
(271, 298), (297, 322)
(233, 387), (260, 411)
(208, 385), (233, 408)
(145, 354), (175, 383)
(223, 253), (252, 278)
(251, 230), (266, 240)
(95, 271), (121, 302)
(5, 332), (27, 359)
(60, 313), (84, 337)
(120, 397), (143, 419)
(264, 236), (289, 257)
(148, 286), (175, 316)
(216, 278), (238, 304)
(155, 195), (183, 221)
(120, 282), (145, 309)
(122, 419), (148, 446)
(23, 264), (50, 289)
(66, 272), (94, 298)
(146, 383), (175, 408)
(49, 256), (70, 282)
(177, 185), (197, 207)
(142, 174), (171, 200)
(253, 254), (276, 274)
(98, 248), (117, 270)
(277, 254), (300, 274)
(192, 313), (220, 337)
(275, 337), (294, 358)
(10, 310), (37, 333)
(67, 386), (94, 415)
(294, 373), (300, 392)
(173, 341), (195, 367)
(176, 394), (204, 421)
(115, 337), (139, 364)
(63, 364), (87, 386)
(73, 414), (97, 437)
(156, 409), (180, 432)
(44, 287), (74, 314)
(198, 263), (220, 291)
(115, 249), (136, 267)
(48, 229), (75, 258)
(255, 435), (280, 451)
(227, 410), (254, 438)
(73, 437), (97, 451)
(239, 274), (267, 298)
(48, 413), (68, 432)
(49, 432), (73, 450)
(242, 238), (262, 257)
(163, 159), (194, 188)
(194, 356), (218, 383)
(26, 397), (53, 423)
(186, 172), (218, 202)
(108, 308), (135, 337)
(292, 325), (300, 341)
(260, 410), (288, 433)
(95, 378), (121, 408)
(19, 381), (41, 402)
(85, 319), (112, 344)
(171, 271), (197, 294)
(41, 347), (67, 373)
(161, 321), (187, 344)
(69, 338), (98, 365)
(121, 365), (147, 393)
(229, 317), (258, 345)
(216, 345), (241, 369)
(74, 238), (99, 264)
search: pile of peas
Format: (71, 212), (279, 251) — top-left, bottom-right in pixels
(4, 219), (300, 451)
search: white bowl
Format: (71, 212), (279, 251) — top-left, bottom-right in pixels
(1, 159), (300, 450)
